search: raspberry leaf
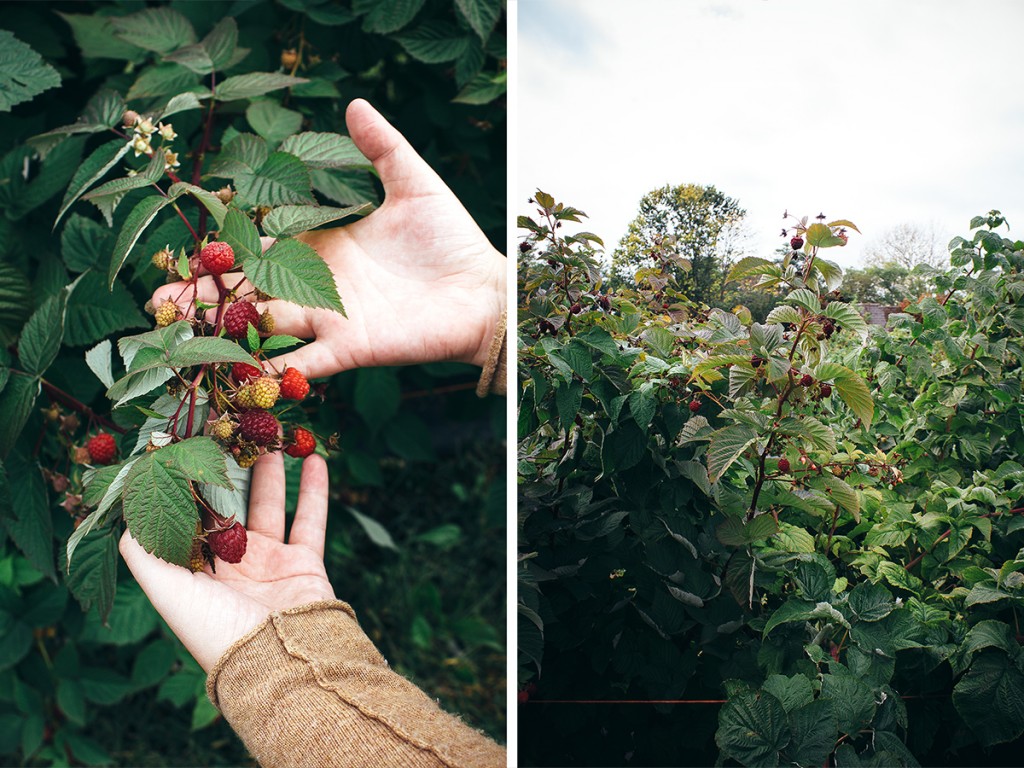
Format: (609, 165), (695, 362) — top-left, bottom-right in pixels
(260, 334), (304, 352)
(118, 321), (193, 370)
(213, 73), (308, 102)
(109, 195), (173, 289)
(110, 7), (196, 54)
(200, 459), (251, 526)
(167, 337), (261, 369)
(161, 438), (232, 490)
(261, 203), (372, 239)
(278, 132), (371, 170)
(63, 526), (119, 622)
(123, 451), (198, 567)
(244, 238), (344, 314)
(0, 31), (61, 113)
(246, 100), (303, 146)
(19, 284), (72, 376)
(85, 340), (115, 389)
(132, 391), (208, 454)
(0, 373), (40, 459)
(56, 138), (131, 228)
(166, 182), (227, 228)
(218, 208), (262, 266)
(234, 151), (314, 207)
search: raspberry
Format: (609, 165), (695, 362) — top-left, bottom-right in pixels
(210, 417), (235, 441)
(790, 236), (804, 250)
(800, 374), (814, 387)
(778, 458), (791, 473)
(689, 399), (702, 413)
(200, 241), (234, 275)
(121, 109), (140, 128)
(258, 309), (275, 334)
(86, 433), (117, 465)
(570, 303), (582, 315)
(519, 241), (531, 253)
(214, 186), (234, 204)
(207, 522), (247, 564)
(598, 295), (611, 311)
(284, 427), (316, 458)
(223, 301), (260, 339)
(751, 355), (764, 367)
(151, 247), (173, 271)
(819, 384), (833, 398)
(155, 300), (180, 328)
(238, 409), (279, 446)
(280, 48), (299, 68)
(234, 385), (257, 410)
(231, 362), (263, 383)
(279, 368), (310, 401)
(249, 376), (280, 409)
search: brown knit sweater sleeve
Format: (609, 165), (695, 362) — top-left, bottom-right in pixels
(476, 310), (507, 397)
(206, 600), (506, 768)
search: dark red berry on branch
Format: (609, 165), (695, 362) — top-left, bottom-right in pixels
(790, 236), (804, 250)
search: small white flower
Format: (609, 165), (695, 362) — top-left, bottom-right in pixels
(127, 169), (137, 177)
(132, 135), (151, 157)
(158, 122), (177, 141)
(163, 149), (180, 170)
(136, 117), (156, 136)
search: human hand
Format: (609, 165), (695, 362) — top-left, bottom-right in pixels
(153, 98), (506, 379)
(119, 452), (335, 672)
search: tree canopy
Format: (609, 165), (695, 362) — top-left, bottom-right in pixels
(611, 183), (746, 305)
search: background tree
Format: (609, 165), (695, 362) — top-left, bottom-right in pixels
(610, 184), (747, 305)
(863, 221), (947, 269)
(840, 263), (937, 305)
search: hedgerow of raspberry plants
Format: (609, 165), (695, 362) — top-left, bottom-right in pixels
(0, 1), (506, 763)
(518, 193), (1024, 766)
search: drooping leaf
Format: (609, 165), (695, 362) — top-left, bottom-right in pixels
(393, 22), (471, 63)
(108, 195), (172, 288)
(715, 691), (790, 767)
(454, 0), (501, 42)
(167, 182), (227, 228)
(218, 208), (263, 265)
(122, 452), (198, 567)
(346, 506), (399, 550)
(246, 100), (303, 145)
(279, 132), (371, 170)
(110, 7), (196, 54)
(707, 424), (757, 482)
(64, 273), (147, 347)
(357, 0), (428, 34)
(63, 527), (119, 623)
(18, 286), (71, 376)
(953, 652), (1024, 747)
(453, 71), (506, 105)
(56, 139), (131, 228)
(0, 456), (55, 581)
(234, 151), (315, 207)
(0, 373), (39, 459)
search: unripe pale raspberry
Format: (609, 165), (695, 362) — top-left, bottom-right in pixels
(234, 385), (257, 410)
(210, 417), (235, 441)
(249, 376), (280, 409)
(155, 300), (180, 328)
(258, 309), (275, 334)
(223, 301), (260, 339)
(280, 48), (299, 68)
(86, 433), (117, 465)
(200, 241), (234, 275)
(214, 186), (235, 204)
(235, 450), (259, 469)
(151, 247), (174, 271)
(279, 368), (310, 400)
(238, 409), (279, 446)
(284, 427), (316, 458)
(207, 522), (247, 564)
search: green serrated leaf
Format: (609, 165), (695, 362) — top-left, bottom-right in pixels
(109, 195), (171, 288)
(127, 63), (201, 101)
(358, 0), (427, 34)
(166, 337), (260, 369)
(111, 7), (196, 54)
(0, 31), (61, 112)
(156, 438), (231, 490)
(214, 73), (308, 102)
(707, 424), (757, 482)
(122, 452), (198, 567)
(56, 139), (131, 228)
(279, 132), (371, 170)
(65, 273), (147, 347)
(167, 182), (227, 228)
(453, 71), (506, 105)
(63, 527), (119, 622)
(715, 691), (790, 767)
(394, 22), (471, 63)
(0, 373), (39, 459)
(455, 0), (501, 42)
(262, 203), (372, 238)
(246, 100), (303, 145)
(235, 151), (314, 207)
(244, 238), (344, 313)
(18, 286), (71, 376)
(218, 208), (262, 265)
(58, 12), (145, 61)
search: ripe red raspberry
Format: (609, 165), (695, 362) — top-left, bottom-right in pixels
(519, 241), (531, 253)
(249, 376), (280, 409)
(231, 362), (263, 383)
(790, 236), (804, 250)
(238, 409), (279, 446)
(284, 427), (316, 458)
(777, 458), (791, 473)
(86, 432), (117, 465)
(207, 522), (247, 564)
(689, 399), (702, 413)
(279, 368), (310, 401)
(799, 374), (814, 387)
(223, 301), (260, 339)
(200, 241), (234, 275)
(819, 383), (833, 398)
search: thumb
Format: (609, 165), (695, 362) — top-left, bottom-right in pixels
(345, 98), (449, 200)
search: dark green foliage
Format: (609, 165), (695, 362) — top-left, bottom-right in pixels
(0, 1), (505, 763)
(519, 193), (1024, 766)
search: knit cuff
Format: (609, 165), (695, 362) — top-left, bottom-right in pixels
(475, 309), (507, 397)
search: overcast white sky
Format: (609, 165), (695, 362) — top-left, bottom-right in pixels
(516, 0), (1024, 269)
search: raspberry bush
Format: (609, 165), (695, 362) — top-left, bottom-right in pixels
(0, 1), (505, 763)
(519, 194), (1024, 765)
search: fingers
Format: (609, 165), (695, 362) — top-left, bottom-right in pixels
(246, 452), (286, 541)
(345, 98), (449, 200)
(264, 337), (347, 380)
(288, 454), (330, 558)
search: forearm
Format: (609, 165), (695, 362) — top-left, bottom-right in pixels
(206, 600), (506, 768)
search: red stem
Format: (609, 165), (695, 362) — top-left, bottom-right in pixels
(40, 379), (126, 435)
